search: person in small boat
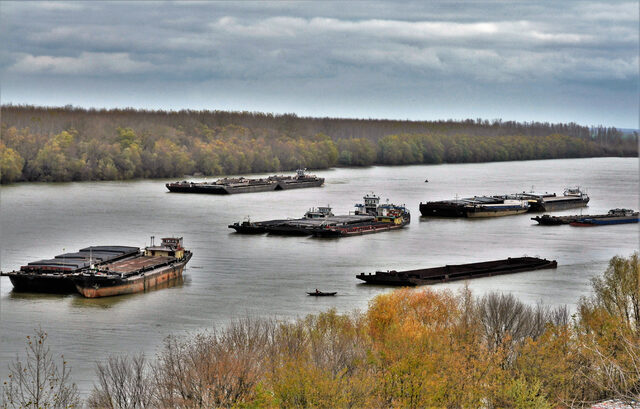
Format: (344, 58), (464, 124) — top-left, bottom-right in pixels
(315, 288), (319, 294)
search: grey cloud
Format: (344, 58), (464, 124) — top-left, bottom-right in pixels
(0, 1), (637, 127)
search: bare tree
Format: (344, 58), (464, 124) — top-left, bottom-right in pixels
(1, 329), (79, 409)
(87, 354), (153, 409)
(479, 292), (537, 351)
(153, 317), (276, 408)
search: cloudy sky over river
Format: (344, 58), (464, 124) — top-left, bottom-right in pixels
(1, 1), (638, 127)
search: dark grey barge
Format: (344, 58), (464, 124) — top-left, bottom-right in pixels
(1, 246), (140, 293)
(532, 208), (635, 225)
(356, 257), (558, 286)
(420, 187), (589, 217)
(166, 169), (324, 194)
(229, 195), (410, 237)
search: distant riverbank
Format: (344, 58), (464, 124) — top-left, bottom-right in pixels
(2, 105), (636, 184)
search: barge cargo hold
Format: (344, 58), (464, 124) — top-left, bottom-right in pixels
(73, 237), (192, 298)
(166, 168), (324, 195)
(356, 257), (557, 286)
(0, 246), (140, 293)
(532, 208), (637, 225)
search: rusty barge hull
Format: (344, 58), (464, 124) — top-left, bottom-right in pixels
(73, 252), (192, 298)
(356, 257), (557, 286)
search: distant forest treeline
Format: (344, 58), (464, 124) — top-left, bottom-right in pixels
(0, 105), (637, 183)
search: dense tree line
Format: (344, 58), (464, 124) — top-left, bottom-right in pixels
(1, 105), (636, 183)
(3, 253), (639, 408)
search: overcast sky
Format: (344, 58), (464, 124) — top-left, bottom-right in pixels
(1, 1), (638, 127)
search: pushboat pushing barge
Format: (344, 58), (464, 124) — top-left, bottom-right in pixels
(356, 257), (558, 286)
(229, 194), (410, 237)
(1, 237), (192, 298)
(166, 168), (324, 194)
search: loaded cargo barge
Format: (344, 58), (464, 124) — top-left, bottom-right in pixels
(1, 238), (191, 298)
(532, 208), (638, 225)
(1, 246), (139, 293)
(229, 194), (410, 237)
(73, 237), (192, 298)
(420, 187), (589, 217)
(166, 168), (324, 194)
(356, 257), (557, 286)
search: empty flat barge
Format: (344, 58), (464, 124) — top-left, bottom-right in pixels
(356, 257), (557, 286)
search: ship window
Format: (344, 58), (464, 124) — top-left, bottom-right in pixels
(169, 251), (175, 257)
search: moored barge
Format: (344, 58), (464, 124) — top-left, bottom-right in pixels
(520, 187), (590, 212)
(166, 169), (324, 195)
(1, 246), (140, 293)
(356, 257), (558, 286)
(420, 187), (589, 217)
(532, 208), (637, 225)
(569, 209), (639, 227)
(464, 199), (530, 218)
(229, 194), (410, 237)
(73, 237), (192, 298)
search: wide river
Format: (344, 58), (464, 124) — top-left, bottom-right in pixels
(1, 157), (638, 393)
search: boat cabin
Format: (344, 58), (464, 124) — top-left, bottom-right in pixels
(145, 237), (184, 259)
(355, 193), (380, 215)
(304, 206), (333, 219)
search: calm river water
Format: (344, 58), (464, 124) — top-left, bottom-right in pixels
(1, 157), (638, 393)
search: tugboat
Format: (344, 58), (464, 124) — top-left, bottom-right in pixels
(166, 169), (324, 195)
(73, 237), (192, 298)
